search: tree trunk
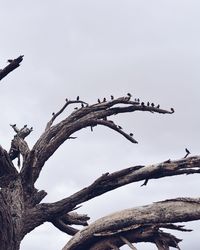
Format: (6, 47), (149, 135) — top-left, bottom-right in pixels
(0, 178), (24, 250)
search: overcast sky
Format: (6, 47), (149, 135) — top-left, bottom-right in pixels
(1, 1), (200, 249)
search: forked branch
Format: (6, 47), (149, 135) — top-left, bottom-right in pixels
(63, 198), (200, 250)
(23, 155), (200, 235)
(21, 95), (173, 185)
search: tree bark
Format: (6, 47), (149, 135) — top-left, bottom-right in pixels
(63, 198), (200, 250)
(0, 178), (24, 250)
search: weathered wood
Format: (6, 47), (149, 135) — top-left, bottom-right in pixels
(63, 198), (200, 250)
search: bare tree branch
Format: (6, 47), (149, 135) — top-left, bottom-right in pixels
(21, 96), (173, 186)
(0, 55), (24, 81)
(22, 155), (200, 236)
(62, 198), (200, 250)
(39, 155), (200, 218)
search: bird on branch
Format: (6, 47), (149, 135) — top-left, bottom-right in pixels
(184, 148), (191, 158)
(76, 96), (79, 101)
(111, 95), (114, 100)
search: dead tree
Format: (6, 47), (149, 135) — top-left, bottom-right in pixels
(0, 56), (199, 250)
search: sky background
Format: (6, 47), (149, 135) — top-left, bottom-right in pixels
(0, 1), (200, 249)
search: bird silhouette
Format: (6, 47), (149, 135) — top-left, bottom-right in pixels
(65, 98), (68, 102)
(147, 102), (150, 106)
(81, 103), (84, 108)
(76, 96), (79, 101)
(118, 125), (122, 129)
(98, 99), (101, 103)
(141, 102), (145, 106)
(157, 104), (160, 108)
(127, 93), (132, 97)
(52, 112), (55, 116)
(171, 108), (174, 113)
(129, 133), (133, 136)
(111, 95), (114, 100)
(185, 148), (190, 154)
(151, 103), (155, 107)
(184, 148), (191, 158)
(103, 97), (106, 102)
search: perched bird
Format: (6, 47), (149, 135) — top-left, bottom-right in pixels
(98, 98), (101, 103)
(184, 148), (191, 158)
(129, 133), (133, 137)
(103, 97), (106, 102)
(127, 93), (132, 97)
(171, 108), (174, 113)
(147, 102), (150, 106)
(52, 112), (55, 116)
(65, 98), (68, 102)
(137, 98), (140, 103)
(111, 95), (114, 100)
(185, 148), (190, 154)
(151, 103), (155, 107)
(141, 102), (145, 106)
(24, 125), (27, 128)
(157, 104), (160, 108)
(30, 127), (33, 130)
(81, 103), (84, 108)
(76, 96), (79, 101)
(118, 125), (122, 129)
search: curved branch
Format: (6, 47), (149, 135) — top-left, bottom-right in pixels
(38, 156), (200, 218)
(22, 155), (200, 236)
(21, 96), (173, 184)
(63, 198), (200, 250)
(50, 212), (89, 236)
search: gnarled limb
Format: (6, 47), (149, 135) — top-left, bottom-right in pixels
(62, 198), (200, 250)
(21, 96), (173, 186)
(40, 155), (200, 218)
(21, 155), (200, 236)
(0, 55), (24, 81)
